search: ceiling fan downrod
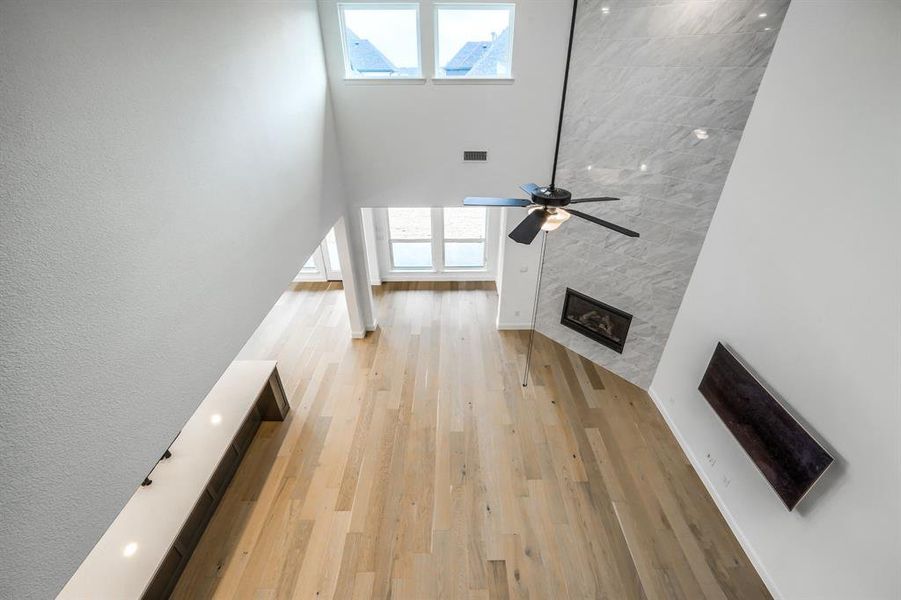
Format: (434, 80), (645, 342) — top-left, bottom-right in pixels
(549, 0), (579, 191)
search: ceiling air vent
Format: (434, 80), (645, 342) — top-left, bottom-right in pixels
(463, 150), (488, 162)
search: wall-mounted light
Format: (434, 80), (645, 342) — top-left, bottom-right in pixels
(210, 414), (222, 425)
(123, 542), (138, 558)
(639, 163), (648, 172)
(758, 12), (768, 18)
(693, 128), (709, 140)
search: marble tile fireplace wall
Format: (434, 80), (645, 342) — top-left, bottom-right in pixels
(536, 0), (789, 388)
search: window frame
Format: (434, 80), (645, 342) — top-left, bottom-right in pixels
(375, 207), (499, 281)
(297, 249), (324, 279)
(386, 207), (435, 271)
(442, 206), (488, 270)
(432, 3), (516, 81)
(337, 3), (424, 80)
(294, 228), (342, 282)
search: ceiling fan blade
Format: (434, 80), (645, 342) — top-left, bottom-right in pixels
(520, 183), (541, 196)
(569, 196), (620, 204)
(464, 197), (532, 207)
(567, 209), (640, 238)
(509, 210), (547, 245)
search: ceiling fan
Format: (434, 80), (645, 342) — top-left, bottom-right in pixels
(464, 184), (638, 245)
(461, 0), (639, 387)
(460, 0), (639, 245)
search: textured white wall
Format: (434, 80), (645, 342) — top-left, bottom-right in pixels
(533, 0), (787, 388)
(650, 3), (901, 598)
(0, 2), (344, 597)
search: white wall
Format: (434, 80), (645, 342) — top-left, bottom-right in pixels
(318, 0), (570, 208)
(318, 0), (568, 327)
(0, 2), (344, 597)
(495, 207), (543, 329)
(650, 3), (901, 599)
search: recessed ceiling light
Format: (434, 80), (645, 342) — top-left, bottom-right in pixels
(764, 27), (772, 31)
(586, 165), (593, 171)
(693, 128), (709, 140)
(601, 6), (610, 15)
(123, 542), (138, 558)
(639, 163), (648, 172)
(758, 12), (768, 18)
(210, 414), (222, 425)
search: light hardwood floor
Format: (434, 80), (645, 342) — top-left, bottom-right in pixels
(172, 281), (770, 600)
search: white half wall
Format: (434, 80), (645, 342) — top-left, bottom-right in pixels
(0, 2), (344, 597)
(649, 3), (901, 599)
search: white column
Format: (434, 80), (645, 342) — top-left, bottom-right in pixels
(495, 207), (543, 330)
(360, 207), (381, 286)
(334, 208), (377, 338)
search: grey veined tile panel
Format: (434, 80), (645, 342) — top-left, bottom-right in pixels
(536, 0), (787, 389)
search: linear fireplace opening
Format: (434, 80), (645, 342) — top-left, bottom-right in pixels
(560, 288), (632, 354)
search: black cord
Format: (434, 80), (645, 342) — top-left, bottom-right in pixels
(522, 231), (549, 387)
(550, 0), (579, 191)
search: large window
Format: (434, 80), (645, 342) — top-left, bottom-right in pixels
(443, 207), (486, 268)
(338, 4), (422, 79)
(379, 207), (494, 278)
(388, 207), (433, 269)
(435, 5), (515, 79)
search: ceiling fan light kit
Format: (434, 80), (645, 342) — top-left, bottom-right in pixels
(464, 182), (636, 245)
(461, 0), (640, 386)
(535, 206), (571, 231)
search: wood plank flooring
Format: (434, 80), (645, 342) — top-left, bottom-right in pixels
(172, 281), (770, 600)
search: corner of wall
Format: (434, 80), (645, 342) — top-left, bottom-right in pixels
(646, 386), (783, 600)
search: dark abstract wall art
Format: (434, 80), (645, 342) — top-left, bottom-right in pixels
(699, 343), (834, 511)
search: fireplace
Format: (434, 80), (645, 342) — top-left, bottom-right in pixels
(560, 288), (632, 354)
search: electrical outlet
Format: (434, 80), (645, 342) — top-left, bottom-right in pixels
(514, 310), (521, 316)
(519, 266), (528, 273)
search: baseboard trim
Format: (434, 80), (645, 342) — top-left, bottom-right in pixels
(496, 321), (531, 331)
(380, 273), (497, 282)
(647, 387), (783, 600)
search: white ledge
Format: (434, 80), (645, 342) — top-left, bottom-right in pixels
(343, 77), (427, 85)
(58, 360), (284, 600)
(431, 77), (515, 85)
